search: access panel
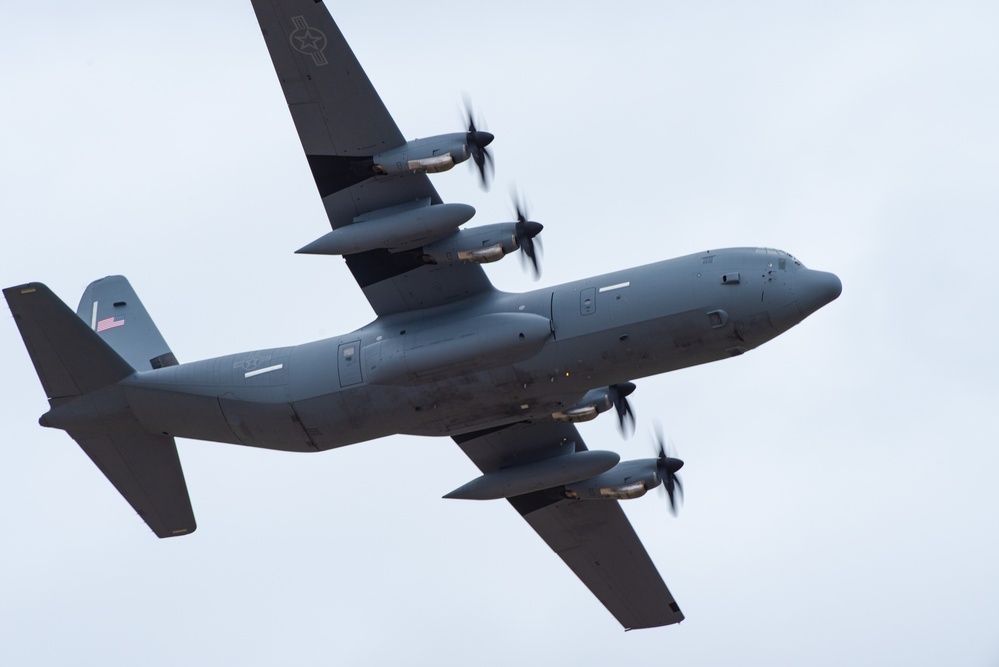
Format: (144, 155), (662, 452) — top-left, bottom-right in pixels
(338, 340), (363, 387)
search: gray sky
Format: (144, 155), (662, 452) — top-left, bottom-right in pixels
(2, 1), (998, 665)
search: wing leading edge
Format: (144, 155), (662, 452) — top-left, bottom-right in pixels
(453, 421), (684, 630)
(249, 0), (495, 316)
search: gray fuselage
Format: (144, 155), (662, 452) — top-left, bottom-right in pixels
(118, 248), (840, 452)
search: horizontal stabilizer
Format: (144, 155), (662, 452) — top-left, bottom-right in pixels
(69, 427), (196, 538)
(4, 283), (134, 401)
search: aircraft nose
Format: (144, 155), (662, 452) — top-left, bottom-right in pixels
(795, 269), (842, 317)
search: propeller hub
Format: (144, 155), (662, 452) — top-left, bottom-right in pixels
(662, 457), (684, 475)
(469, 130), (494, 148)
(519, 220), (543, 239)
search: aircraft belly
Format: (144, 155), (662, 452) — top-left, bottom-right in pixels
(217, 396), (316, 452)
(291, 385), (409, 450)
(123, 385), (241, 445)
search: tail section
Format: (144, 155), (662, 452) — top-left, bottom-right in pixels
(4, 280), (196, 538)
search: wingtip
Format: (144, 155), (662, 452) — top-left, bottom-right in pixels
(155, 522), (198, 539)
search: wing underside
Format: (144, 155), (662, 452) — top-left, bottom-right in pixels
(453, 421), (684, 629)
(249, 0), (495, 316)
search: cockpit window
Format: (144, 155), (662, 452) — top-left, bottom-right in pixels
(756, 247), (803, 267)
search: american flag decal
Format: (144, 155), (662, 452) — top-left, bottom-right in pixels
(96, 315), (125, 332)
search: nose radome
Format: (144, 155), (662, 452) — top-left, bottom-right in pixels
(796, 269), (842, 318)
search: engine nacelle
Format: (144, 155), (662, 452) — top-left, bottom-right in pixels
(420, 223), (520, 265)
(372, 133), (470, 176)
(552, 386), (615, 423)
(563, 459), (660, 500)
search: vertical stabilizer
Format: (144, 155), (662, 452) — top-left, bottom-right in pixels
(76, 276), (178, 371)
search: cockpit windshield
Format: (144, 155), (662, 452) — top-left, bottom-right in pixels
(755, 247), (804, 268)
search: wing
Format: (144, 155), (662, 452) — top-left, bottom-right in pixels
(250, 0), (493, 315)
(453, 421), (685, 630)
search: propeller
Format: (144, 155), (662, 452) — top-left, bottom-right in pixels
(653, 425), (684, 515)
(511, 192), (543, 279)
(463, 98), (494, 189)
(608, 382), (636, 436)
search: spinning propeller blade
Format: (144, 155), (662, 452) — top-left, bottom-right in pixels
(511, 191), (543, 279)
(608, 382), (637, 436)
(463, 98), (494, 190)
(653, 424), (684, 516)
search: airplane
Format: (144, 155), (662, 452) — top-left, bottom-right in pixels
(3, 0), (841, 631)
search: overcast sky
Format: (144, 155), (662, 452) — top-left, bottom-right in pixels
(2, 1), (998, 665)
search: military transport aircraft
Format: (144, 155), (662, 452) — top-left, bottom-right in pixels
(3, 0), (841, 630)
